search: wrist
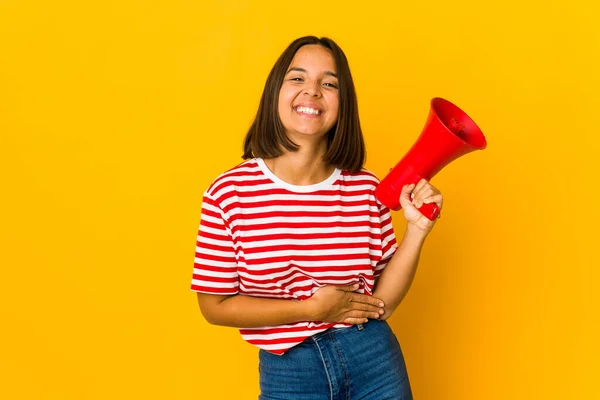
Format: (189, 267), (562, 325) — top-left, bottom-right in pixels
(298, 297), (319, 322)
(404, 224), (428, 244)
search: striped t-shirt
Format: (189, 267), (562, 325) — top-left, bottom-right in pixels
(190, 158), (397, 355)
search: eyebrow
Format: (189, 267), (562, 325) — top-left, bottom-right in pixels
(286, 67), (338, 78)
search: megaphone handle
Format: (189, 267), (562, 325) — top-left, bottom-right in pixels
(417, 202), (441, 221)
(405, 166), (440, 220)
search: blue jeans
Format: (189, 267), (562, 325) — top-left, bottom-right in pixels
(258, 319), (413, 400)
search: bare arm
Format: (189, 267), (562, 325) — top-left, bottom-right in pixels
(373, 179), (443, 320)
(197, 284), (386, 328)
(373, 225), (426, 320)
(197, 293), (310, 328)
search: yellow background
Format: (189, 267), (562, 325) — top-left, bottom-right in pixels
(1, 0), (599, 398)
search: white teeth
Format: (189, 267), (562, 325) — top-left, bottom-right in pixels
(296, 106), (321, 115)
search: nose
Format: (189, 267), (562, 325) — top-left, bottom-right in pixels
(303, 81), (321, 97)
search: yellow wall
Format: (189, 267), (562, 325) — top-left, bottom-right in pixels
(1, 0), (598, 398)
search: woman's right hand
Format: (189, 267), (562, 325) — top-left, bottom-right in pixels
(307, 284), (385, 324)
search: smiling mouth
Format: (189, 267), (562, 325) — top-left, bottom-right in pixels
(295, 106), (322, 116)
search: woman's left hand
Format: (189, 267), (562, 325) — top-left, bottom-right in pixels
(399, 179), (443, 235)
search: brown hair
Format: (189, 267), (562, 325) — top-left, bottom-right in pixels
(242, 36), (366, 173)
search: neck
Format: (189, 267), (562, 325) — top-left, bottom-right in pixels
(264, 139), (335, 186)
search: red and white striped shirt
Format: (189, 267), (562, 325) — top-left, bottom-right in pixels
(191, 158), (397, 355)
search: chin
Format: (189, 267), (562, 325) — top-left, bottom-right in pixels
(292, 130), (329, 139)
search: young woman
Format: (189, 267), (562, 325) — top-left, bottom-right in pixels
(191, 36), (443, 399)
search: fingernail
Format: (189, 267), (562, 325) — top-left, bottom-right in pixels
(379, 309), (384, 314)
(379, 302), (384, 307)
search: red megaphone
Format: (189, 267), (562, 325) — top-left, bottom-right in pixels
(375, 97), (487, 220)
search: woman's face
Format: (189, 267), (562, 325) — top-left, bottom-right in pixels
(277, 45), (340, 143)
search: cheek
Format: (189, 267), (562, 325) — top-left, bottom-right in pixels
(278, 85), (295, 103)
(328, 97), (340, 120)
(278, 90), (294, 114)
(277, 93), (294, 128)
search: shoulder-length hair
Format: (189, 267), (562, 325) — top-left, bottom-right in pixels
(242, 36), (365, 173)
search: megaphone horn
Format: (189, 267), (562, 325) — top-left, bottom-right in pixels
(375, 97), (487, 220)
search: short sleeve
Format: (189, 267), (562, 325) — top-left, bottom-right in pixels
(373, 201), (398, 279)
(190, 193), (239, 295)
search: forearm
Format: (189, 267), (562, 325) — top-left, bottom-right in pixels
(373, 225), (427, 320)
(198, 293), (314, 328)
